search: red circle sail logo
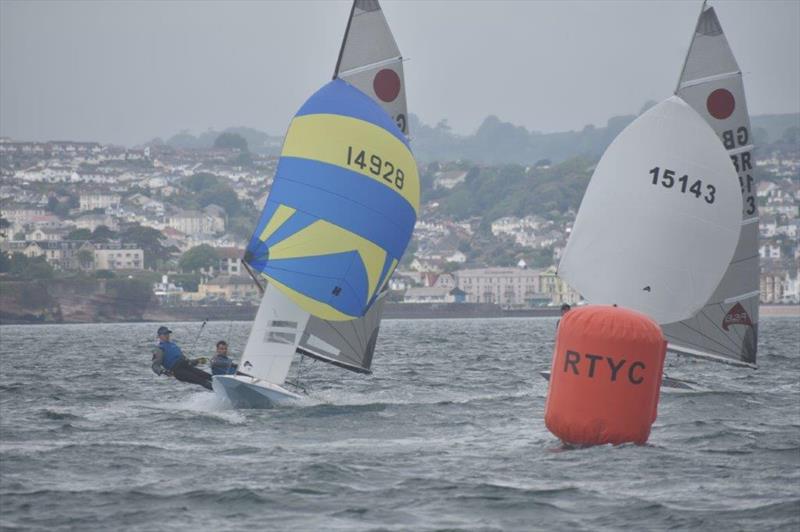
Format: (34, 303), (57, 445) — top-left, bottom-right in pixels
(706, 88), (735, 120)
(373, 69), (401, 103)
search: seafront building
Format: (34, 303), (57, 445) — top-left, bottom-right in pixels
(454, 266), (546, 307)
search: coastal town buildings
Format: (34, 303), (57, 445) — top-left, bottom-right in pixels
(1, 137), (797, 308)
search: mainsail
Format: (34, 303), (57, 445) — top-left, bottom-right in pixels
(558, 96), (742, 325)
(662, 3), (759, 367)
(334, 0), (408, 135)
(297, 290), (386, 374)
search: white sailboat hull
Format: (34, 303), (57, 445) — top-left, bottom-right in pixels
(212, 375), (302, 409)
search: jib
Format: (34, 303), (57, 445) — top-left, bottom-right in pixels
(562, 350), (646, 385)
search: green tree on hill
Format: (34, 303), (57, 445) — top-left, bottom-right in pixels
(119, 225), (175, 269)
(0, 253), (54, 279)
(179, 244), (219, 273)
(91, 225), (117, 242)
(67, 228), (93, 241)
(183, 172), (220, 193)
(214, 132), (249, 152)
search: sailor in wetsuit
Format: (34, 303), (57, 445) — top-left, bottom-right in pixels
(210, 340), (238, 376)
(151, 326), (213, 390)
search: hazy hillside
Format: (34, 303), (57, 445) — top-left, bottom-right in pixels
(156, 110), (799, 165)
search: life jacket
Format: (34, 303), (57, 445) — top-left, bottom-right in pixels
(159, 340), (184, 370)
(211, 354), (237, 376)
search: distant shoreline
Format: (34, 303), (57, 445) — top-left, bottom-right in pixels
(1, 304), (797, 325)
(759, 305), (800, 317)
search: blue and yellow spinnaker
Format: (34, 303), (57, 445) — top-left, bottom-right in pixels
(244, 79), (419, 321)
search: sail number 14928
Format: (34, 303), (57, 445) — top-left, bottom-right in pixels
(649, 166), (715, 204)
(347, 146), (404, 190)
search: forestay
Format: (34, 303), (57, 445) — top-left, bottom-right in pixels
(297, 290), (386, 374)
(334, 0), (408, 135)
(240, 283), (311, 385)
(243, 79), (419, 322)
(663, 4), (759, 366)
(558, 96), (741, 325)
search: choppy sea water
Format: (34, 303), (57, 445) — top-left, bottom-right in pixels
(0, 317), (798, 531)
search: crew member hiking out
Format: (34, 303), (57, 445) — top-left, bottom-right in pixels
(210, 340), (238, 376)
(151, 326), (213, 390)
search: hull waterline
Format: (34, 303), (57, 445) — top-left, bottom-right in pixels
(212, 375), (302, 409)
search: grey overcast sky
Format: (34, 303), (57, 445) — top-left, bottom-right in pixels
(1, 0), (798, 146)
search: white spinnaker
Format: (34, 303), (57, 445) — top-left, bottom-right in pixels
(663, 4), (759, 366)
(334, 0), (408, 135)
(240, 283), (310, 385)
(558, 96), (741, 325)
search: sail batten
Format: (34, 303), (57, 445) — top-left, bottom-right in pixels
(338, 56), (402, 78)
(679, 71), (741, 90)
(662, 4), (759, 365)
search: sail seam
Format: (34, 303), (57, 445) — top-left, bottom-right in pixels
(667, 314), (740, 358)
(319, 318), (364, 362)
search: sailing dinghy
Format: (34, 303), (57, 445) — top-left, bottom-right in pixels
(542, 3), (757, 391)
(549, 94), (743, 390)
(213, 0), (418, 408)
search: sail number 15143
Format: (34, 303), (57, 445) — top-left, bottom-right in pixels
(347, 146), (404, 190)
(649, 166), (715, 204)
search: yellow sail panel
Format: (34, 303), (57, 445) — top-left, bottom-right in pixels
(264, 276), (354, 322)
(281, 113), (420, 212)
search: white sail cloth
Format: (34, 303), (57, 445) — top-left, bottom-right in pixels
(558, 96), (741, 325)
(240, 283), (310, 385)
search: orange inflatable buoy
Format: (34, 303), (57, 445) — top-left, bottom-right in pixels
(544, 305), (666, 446)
